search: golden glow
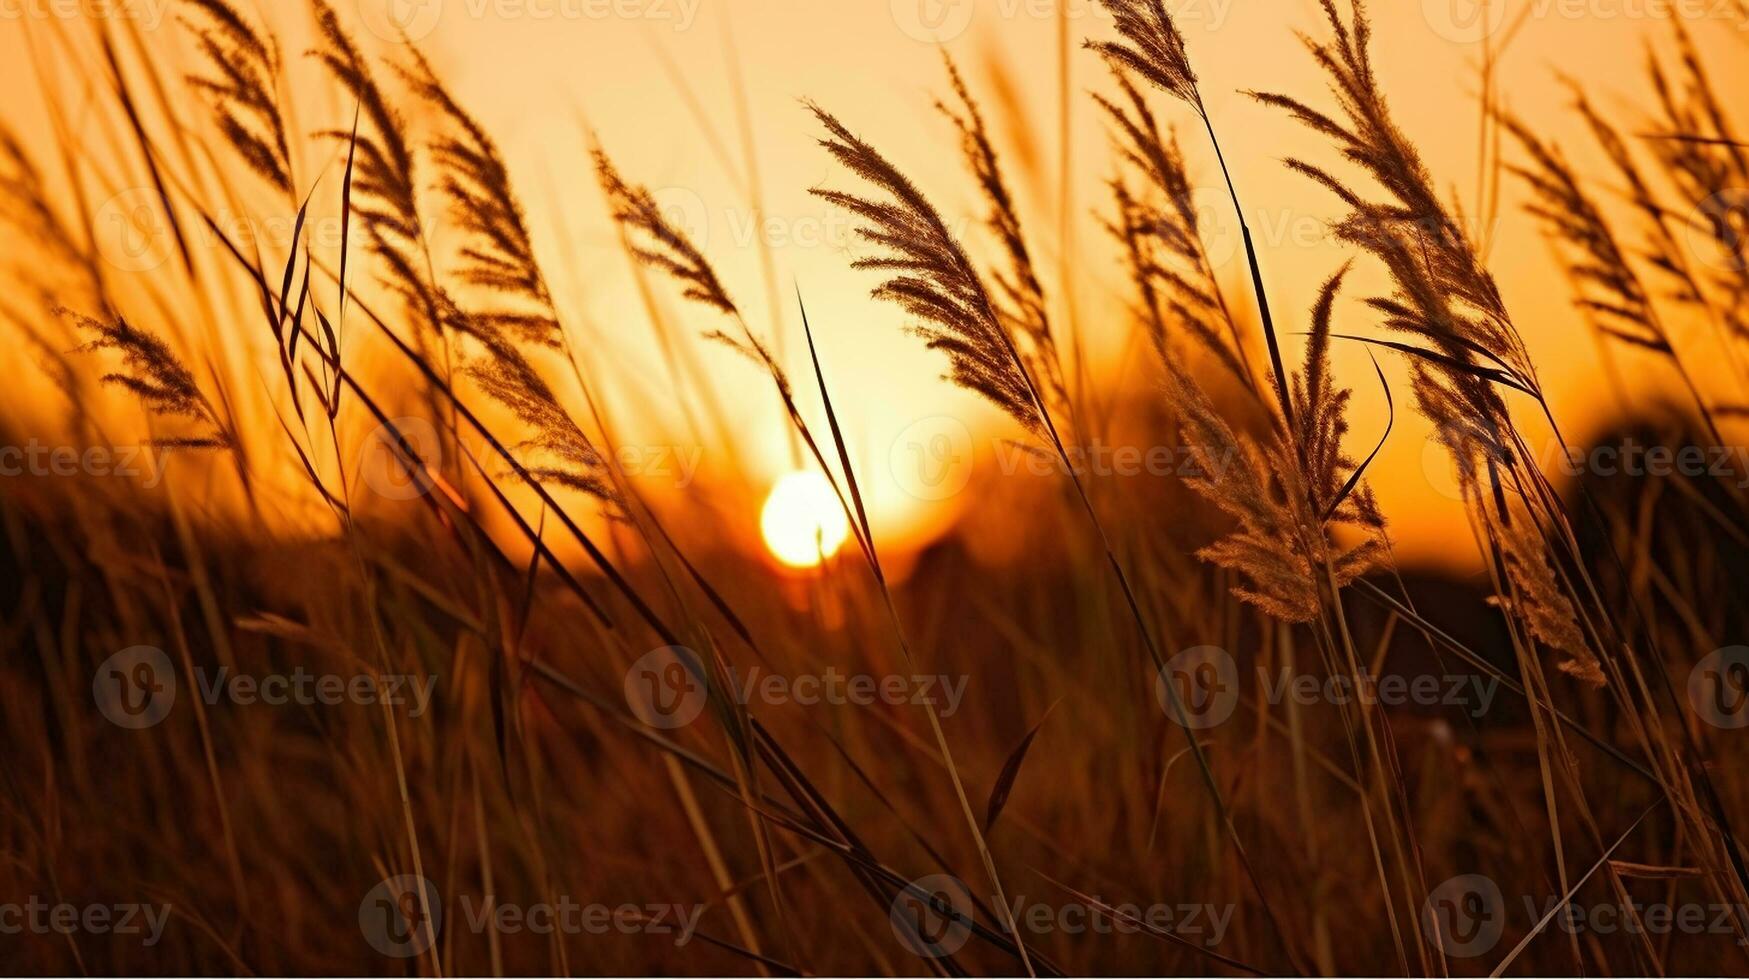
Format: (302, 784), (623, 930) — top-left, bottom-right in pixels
(3, 4), (1745, 569)
(760, 471), (850, 568)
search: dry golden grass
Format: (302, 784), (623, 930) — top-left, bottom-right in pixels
(2, 0), (1749, 976)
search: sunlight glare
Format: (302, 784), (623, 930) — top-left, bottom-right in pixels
(761, 471), (850, 568)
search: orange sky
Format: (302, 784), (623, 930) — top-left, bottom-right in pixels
(2, 0), (1746, 569)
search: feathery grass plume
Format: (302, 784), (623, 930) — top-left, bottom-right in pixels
(806, 106), (1304, 939)
(1489, 496), (1605, 686)
(1251, 0), (1540, 443)
(1293, 264), (1383, 527)
(807, 102), (1042, 437)
(1095, 69), (1253, 389)
(1165, 350), (1378, 623)
(1571, 75), (1749, 387)
(597, 146), (893, 570)
(1253, 4), (1583, 722)
(1566, 86), (1706, 308)
(181, 0), (294, 196)
(1160, 269), (1384, 621)
(1089, 0), (1297, 432)
(1085, 0), (1203, 114)
(443, 301), (614, 501)
(1505, 116), (1727, 445)
(66, 309), (233, 449)
(1506, 118), (1666, 353)
(1421, 360), (1604, 688)
(1676, 19), (1749, 181)
(1107, 177), (1170, 347)
(594, 150), (736, 319)
(1646, 22), (1748, 200)
(936, 53), (1070, 419)
(308, 0), (440, 332)
(1642, 24), (1749, 314)
(400, 48), (562, 350)
(592, 148), (801, 399)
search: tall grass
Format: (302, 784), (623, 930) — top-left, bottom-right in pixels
(1, 0), (1747, 974)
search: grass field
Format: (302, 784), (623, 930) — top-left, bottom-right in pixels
(4, 0), (1749, 974)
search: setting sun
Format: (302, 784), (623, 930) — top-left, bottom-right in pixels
(760, 471), (851, 568)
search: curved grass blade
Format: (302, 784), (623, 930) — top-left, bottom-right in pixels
(984, 698), (1061, 834)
